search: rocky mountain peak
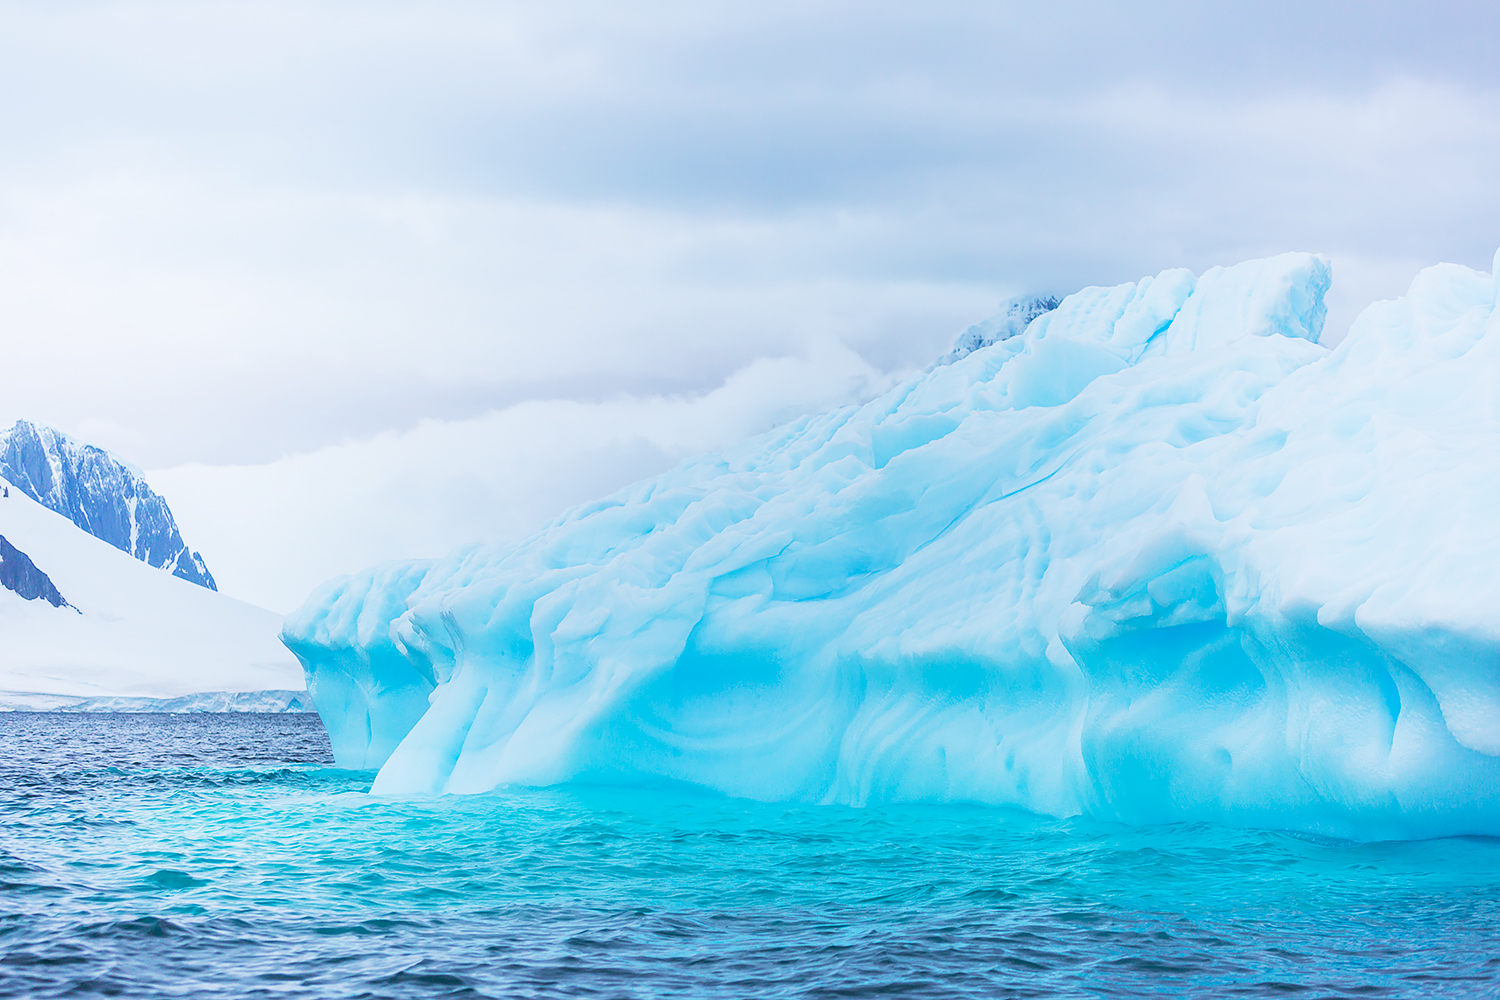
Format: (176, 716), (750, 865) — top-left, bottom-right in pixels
(0, 420), (216, 590)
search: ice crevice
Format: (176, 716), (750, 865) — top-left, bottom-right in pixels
(283, 250), (1500, 839)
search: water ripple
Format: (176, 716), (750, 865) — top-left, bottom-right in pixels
(0, 714), (1497, 998)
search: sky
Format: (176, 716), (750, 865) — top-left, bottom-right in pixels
(1, 0), (1497, 611)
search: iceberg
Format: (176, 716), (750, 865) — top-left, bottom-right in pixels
(283, 249), (1500, 839)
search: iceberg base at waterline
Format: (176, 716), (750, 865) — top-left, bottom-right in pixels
(284, 249), (1500, 840)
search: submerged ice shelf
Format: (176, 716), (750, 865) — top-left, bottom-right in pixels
(285, 249), (1500, 839)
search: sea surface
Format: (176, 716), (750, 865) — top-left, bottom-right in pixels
(0, 713), (1496, 999)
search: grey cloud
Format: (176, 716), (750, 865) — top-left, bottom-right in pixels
(0, 1), (1496, 471)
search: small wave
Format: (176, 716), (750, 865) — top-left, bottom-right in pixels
(142, 869), (208, 890)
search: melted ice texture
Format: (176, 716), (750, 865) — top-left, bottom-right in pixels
(284, 250), (1500, 839)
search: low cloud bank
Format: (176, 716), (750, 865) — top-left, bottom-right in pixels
(151, 341), (893, 612)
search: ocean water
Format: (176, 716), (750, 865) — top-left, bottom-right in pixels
(0, 714), (1496, 999)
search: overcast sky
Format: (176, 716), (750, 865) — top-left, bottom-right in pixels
(1, 0), (1497, 610)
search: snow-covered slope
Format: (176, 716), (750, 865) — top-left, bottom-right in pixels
(0, 420), (216, 589)
(285, 249), (1500, 840)
(0, 482), (301, 700)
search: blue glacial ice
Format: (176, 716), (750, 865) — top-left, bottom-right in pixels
(283, 249), (1500, 839)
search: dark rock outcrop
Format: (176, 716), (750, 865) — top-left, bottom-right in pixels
(0, 420), (216, 590)
(0, 534), (68, 607)
(936, 294), (1062, 366)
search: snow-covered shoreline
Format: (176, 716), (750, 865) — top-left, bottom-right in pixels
(0, 689), (314, 713)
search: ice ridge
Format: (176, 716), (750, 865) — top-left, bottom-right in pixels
(284, 249), (1500, 840)
(0, 420), (216, 590)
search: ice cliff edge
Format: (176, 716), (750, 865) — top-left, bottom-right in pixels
(284, 249), (1500, 839)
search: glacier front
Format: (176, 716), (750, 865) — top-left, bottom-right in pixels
(283, 249), (1500, 840)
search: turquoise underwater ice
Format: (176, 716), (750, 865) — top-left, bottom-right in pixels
(284, 250), (1500, 840)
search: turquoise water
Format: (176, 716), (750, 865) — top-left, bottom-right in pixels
(1, 714), (1497, 998)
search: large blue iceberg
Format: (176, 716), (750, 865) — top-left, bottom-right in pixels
(284, 249), (1500, 839)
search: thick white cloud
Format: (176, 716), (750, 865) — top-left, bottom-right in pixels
(149, 339), (895, 612)
(0, 0), (1496, 607)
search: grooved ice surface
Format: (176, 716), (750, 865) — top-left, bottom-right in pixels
(0, 420), (216, 589)
(284, 250), (1500, 839)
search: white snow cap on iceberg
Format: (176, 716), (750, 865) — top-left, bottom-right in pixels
(284, 248), (1500, 841)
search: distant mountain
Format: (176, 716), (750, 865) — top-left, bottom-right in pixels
(0, 420), (216, 590)
(935, 294), (1061, 366)
(0, 481), (301, 702)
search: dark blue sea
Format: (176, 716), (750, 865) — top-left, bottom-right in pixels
(0, 713), (1496, 998)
